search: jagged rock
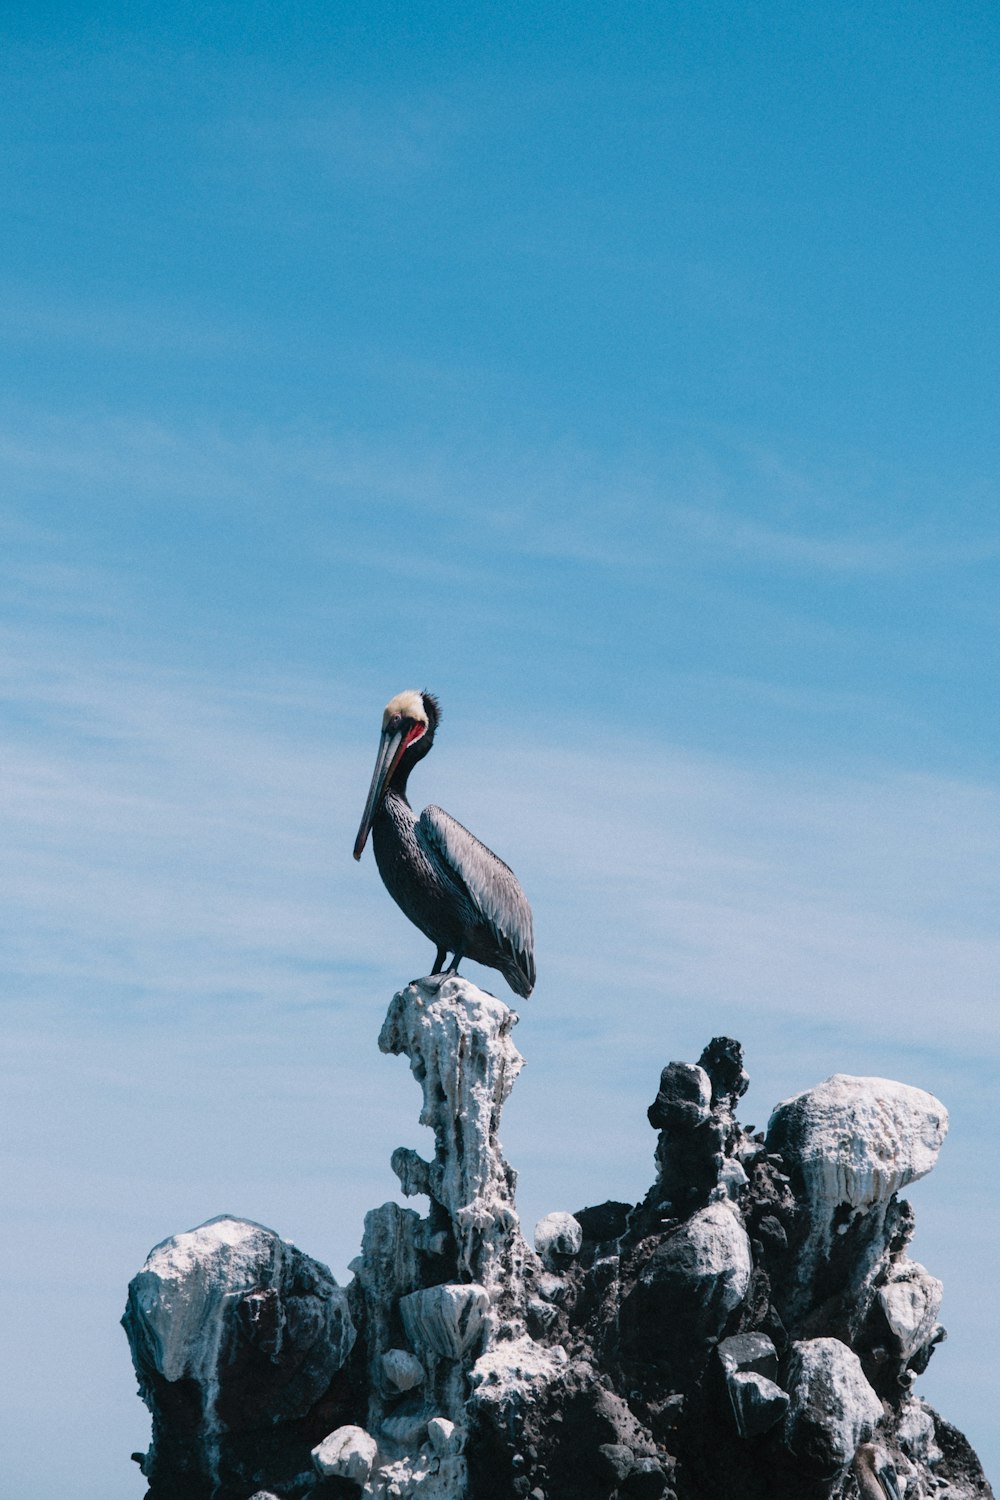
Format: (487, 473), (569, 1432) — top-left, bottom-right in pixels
(779, 1336), (882, 1473)
(726, 1370), (789, 1439)
(469, 1333), (568, 1412)
(392, 1146), (435, 1199)
(399, 1283), (490, 1361)
(927, 1411), (994, 1500)
(352, 1200), (423, 1449)
(878, 1258), (944, 1364)
(896, 1393), (941, 1465)
(767, 1075), (948, 1212)
(534, 1212), (583, 1267)
(378, 1448), (468, 1498)
(351, 979), (539, 1497)
(123, 1215), (356, 1498)
(766, 1075), (948, 1329)
(597, 1443), (635, 1484)
(716, 1334), (788, 1439)
(715, 1157), (748, 1202)
(428, 1416), (465, 1455)
(535, 1271), (568, 1303)
(379, 975), (527, 1289)
(525, 1296), (559, 1335)
(622, 1456), (668, 1498)
(125, 1216), (355, 1413)
(644, 1049), (747, 1215)
(123, 984), (992, 1500)
(471, 1354), (664, 1500)
(755, 1213), (787, 1254)
(698, 1037), (750, 1110)
(381, 1348), (427, 1392)
(717, 1331), (779, 1381)
(312, 1424), (378, 1482)
(647, 1063), (713, 1132)
(622, 1202), (752, 1359)
(381, 1398), (429, 1447)
(575, 1201), (632, 1246)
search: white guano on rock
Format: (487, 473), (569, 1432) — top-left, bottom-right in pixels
(781, 1337), (883, 1473)
(767, 1075), (948, 1227)
(766, 1075), (948, 1320)
(878, 1259), (944, 1364)
(381, 1348), (427, 1393)
(683, 1201), (752, 1312)
(641, 1200), (752, 1327)
(469, 1333), (569, 1415)
(379, 975), (525, 1286)
(131, 1216), (284, 1386)
(399, 1284), (490, 1362)
(312, 1425), (379, 1484)
(534, 1212), (583, 1267)
(125, 1214), (355, 1491)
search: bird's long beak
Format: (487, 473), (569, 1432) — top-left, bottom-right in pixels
(877, 1464), (902, 1500)
(353, 725), (406, 859)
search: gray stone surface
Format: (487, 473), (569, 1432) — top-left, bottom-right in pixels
(534, 1211), (583, 1267)
(312, 1424), (378, 1483)
(780, 1337), (883, 1473)
(123, 1215), (355, 1496)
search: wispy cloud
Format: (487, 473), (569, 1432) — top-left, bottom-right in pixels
(0, 287), (248, 357)
(2, 402), (997, 588)
(0, 634), (380, 1009)
(669, 501), (1000, 573)
(216, 93), (465, 185)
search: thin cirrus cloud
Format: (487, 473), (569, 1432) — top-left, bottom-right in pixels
(475, 741), (1000, 1052)
(2, 400), (997, 598)
(216, 97), (464, 184)
(670, 501), (1000, 574)
(0, 285), (248, 356)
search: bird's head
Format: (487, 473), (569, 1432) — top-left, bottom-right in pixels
(353, 690), (440, 859)
(853, 1445), (902, 1500)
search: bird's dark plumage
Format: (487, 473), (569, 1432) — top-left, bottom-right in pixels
(353, 690), (535, 997)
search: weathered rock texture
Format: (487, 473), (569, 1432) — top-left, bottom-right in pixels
(124, 975), (993, 1500)
(123, 1216), (358, 1498)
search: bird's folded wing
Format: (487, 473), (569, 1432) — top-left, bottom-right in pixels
(417, 805), (534, 962)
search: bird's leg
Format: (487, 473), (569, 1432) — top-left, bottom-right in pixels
(431, 946), (447, 974)
(446, 948), (465, 975)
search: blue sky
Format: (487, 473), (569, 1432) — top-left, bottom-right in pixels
(1, 4), (998, 1495)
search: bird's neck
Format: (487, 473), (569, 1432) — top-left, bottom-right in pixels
(380, 782), (415, 820)
(372, 784), (417, 863)
(391, 733), (434, 802)
(390, 755), (419, 800)
(390, 764), (412, 804)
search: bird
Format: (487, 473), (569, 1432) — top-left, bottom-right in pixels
(853, 1444), (902, 1500)
(353, 690), (535, 998)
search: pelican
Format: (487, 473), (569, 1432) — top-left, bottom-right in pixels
(353, 690), (536, 998)
(853, 1445), (902, 1500)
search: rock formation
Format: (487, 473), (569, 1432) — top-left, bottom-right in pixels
(124, 974), (993, 1500)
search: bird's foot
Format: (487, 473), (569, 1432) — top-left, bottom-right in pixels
(416, 971), (448, 989)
